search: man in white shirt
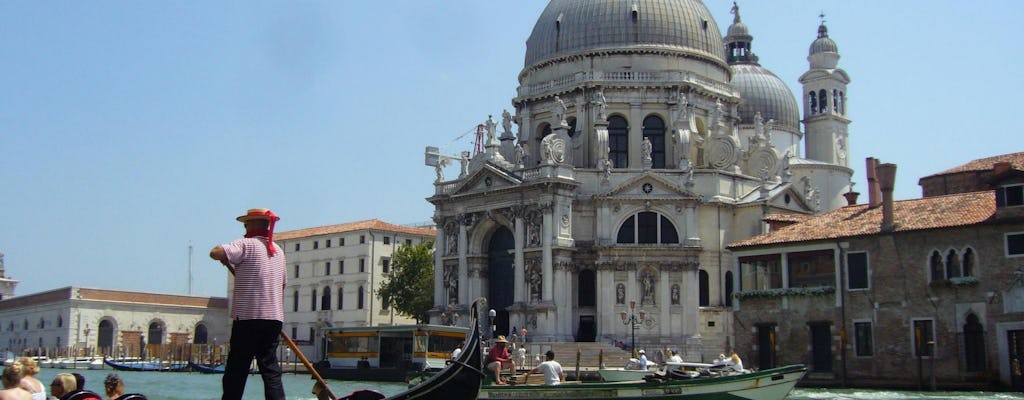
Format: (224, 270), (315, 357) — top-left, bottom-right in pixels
(526, 350), (564, 385)
(451, 341), (464, 360)
(638, 349), (649, 371)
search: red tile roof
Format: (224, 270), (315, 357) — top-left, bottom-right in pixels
(728, 191), (996, 248)
(274, 219), (436, 240)
(923, 151), (1024, 178)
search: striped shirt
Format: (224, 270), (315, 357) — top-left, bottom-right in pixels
(221, 236), (286, 321)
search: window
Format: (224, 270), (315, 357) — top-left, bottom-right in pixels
(339, 260), (345, 274)
(787, 250), (835, 288)
(1007, 233), (1024, 257)
(294, 264), (300, 279)
(818, 89), (827, 113)
(294, 243), (301, 251)
(57, 316), (62, 327)
(962, 248), (975, 277)
(340, 238), (345, 246)
(291, 327), (297, 339)
(996, 184), (1024, 207)
(383, 236), (391, 245)
(608, 116), (629, 169)
(326, 239), (332, 248)
(292, 291), (299, 312)
(642, 115), (666, 168)
(724, 271), (734, 307)
(738, 254), (782, 291)
(854, 321), (873, 357)
(359, 259), (366, 273)
(847, 252), (869, 290)
(313, 241), (319, 250)
(325, 262), (331, 276)
(360, 235), (365, 244)
(912, 319), (935, 357)
(311, 289), (317, 311)
(406, 239), (413, 245)
(929, 250), (943, 281)
(945, 249), (962, 279)
(382, 258), (390, 274)
(309, 328), (315, 343)
(321, 286), (331, 310)
(809, 91), (818, 114)
(357, 286), (365, 309)
(616, 212), (679, 244)
(698, 270), (709, 306)
(337, 288), (344, 310)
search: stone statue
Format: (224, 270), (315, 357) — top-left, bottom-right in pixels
(445, 266), (459, 305)
(528, 267), (542, 301)
(603, 157), (613, 183)
(446, 230), (457, 255)
(671, 284), (680, 305)
(764, 119), (775, 142)
(434, 159), (445, 183)
(515, 142), (527, 167)
(641, 137), (653, 163)
(640, 272), (655, 305)
(616, 283), (625, 305)
(502, 109), (513, 135)
(593, 90), (607, 121)
(459, 151), (470, 178)
(554, 95), (567, 125)
(486, 115), (497, 142)
(754, 111), (764, 137)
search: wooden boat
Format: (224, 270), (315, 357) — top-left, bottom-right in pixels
(479, 364), (807, 400)
(188, 361), (225, 374)
(599, 361), (713, 382)
(321, 299), (485, 400)
(103, 358), (190, 372)
(315, 323), (469, 382)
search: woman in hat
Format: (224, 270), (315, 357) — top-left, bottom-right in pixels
(485, 336), (515, 384)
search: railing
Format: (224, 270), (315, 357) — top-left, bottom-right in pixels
(517, 69), (737, 98)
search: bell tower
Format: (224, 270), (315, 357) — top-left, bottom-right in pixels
(800, 15), (851, 166)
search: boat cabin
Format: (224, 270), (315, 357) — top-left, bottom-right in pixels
(324, 324), (468, 372)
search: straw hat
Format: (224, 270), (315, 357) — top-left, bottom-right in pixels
(638, 349), (645, 354)
(495, 335), (508, 343)
(236, 208), (280, 222)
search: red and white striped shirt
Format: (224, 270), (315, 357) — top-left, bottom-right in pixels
(221, 237), (286, 321)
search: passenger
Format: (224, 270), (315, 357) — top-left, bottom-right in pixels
(14, 358), (44, 400)
(103, 374), (148, 400)
(0, 364), (30, 400)
(525, 350), (564, 386)
(485, 335), (515, 384)
(48, 374), (76, 400)
(728, 352), (744, 372)
(667, 349), (683, 364)
(451, 341), (464, 360)
(61, 372), (101, 400)
(638, 349), (649, 371)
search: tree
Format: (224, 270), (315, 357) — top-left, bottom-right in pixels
(377, 241), (435, 323)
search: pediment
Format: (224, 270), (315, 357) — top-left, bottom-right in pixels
(738, 182), (814, 212)
(451, 164), (522, 196)
(594, 172), (697, 200)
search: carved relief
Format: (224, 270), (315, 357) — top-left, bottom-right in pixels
(540, 133), (567, 165)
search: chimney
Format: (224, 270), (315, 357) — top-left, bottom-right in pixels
(993, 161), (1012, 176)
(866, 157), (882, 207)
(843, 191), (860, 206)
(876, 163), (897, 232)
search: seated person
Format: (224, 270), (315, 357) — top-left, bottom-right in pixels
(525, 350), (564, 386)
(485, 336), (515, 384)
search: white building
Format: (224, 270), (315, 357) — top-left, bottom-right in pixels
(425, 0), (853, 360)
(0, 286), (228, 358)
(271, 219), (435, 358)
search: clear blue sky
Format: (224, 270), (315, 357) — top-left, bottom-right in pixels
(1, 1), (1019, 298)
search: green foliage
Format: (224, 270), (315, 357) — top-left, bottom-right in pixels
(377, 241), (435, 323)
(734, 285), (836, 300)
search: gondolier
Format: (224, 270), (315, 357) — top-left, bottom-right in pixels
(210, 208), (287, 400)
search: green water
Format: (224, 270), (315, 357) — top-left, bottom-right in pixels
(32, 368), (1023, 400)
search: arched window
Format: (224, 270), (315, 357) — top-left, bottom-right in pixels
(946, 249), (962, 279)
(311, 288), (317, 311)
(321, 286), (332, 310)
(809, 92), (817, 114)
(357, 286), (365, 309)
(98, 320), (115, 350)
(963, 313), (986, 372)
(194, 323), (208, 344)
(929, 251), (943, 282)
(578, 269), (596, 307)
(698, 270), (710, 307)
(724, 271), (734, 307)
(832, 89), (839, 113)
(148, 321), (163, 345)
(962, 248), (975, 277)
(839, 91), (845, 115)
(292, 290), (299, 312)
(337, 287), (344, 310)
(642, 115), (666, 168)
(818, 89), (827, 113)
(608, 116), (629, 169)
(616, 211), (679, 244)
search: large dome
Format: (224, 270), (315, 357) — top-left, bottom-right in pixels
(524, 0), (726, 68)
(730, 64), (800, 132)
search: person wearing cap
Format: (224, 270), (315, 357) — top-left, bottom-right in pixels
(485, 336), (515, 384)
(525, 350), (564, 386)
(210, 208), (287, 400)
(638, 349), (649, 371)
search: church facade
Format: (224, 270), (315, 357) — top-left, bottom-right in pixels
(426, 0), (853, 358)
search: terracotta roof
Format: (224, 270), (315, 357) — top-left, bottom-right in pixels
(923, 151), (1024, 178)
(728, 191), (996, 248)
(274, 219), (436, 240)
(762, 213), (812, 223)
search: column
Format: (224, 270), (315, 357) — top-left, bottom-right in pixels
(514, 215), (525, 303)
(685, 203), (700, 245)
(434, 224), (444, 308)
(542, 208), (554, 302)
(458, 219), (469, 306)
(629, 102), (642, 169)
(659, 269), (670, 338)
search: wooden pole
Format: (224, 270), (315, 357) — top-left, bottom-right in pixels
(279, 332), (337, 400)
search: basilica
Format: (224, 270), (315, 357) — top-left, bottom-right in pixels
(426, 0), (852, 358)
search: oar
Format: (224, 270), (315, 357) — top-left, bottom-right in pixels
(221, 263), (338, 400)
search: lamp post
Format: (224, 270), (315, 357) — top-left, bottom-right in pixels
(489, 309), (497, 341)
(83, 324), (91, 357)
(620, 301), (646, 358)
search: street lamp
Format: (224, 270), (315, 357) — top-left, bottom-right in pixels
(489, 309), (497, 340)
(620, 301), (646, 358)
(83, 324), (91, 356)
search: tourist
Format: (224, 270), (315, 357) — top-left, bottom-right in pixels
(210, 208), (287, 400)
(0, 364), (30, 400)
(485, 335), (515, 384)
(48, 374), (75, 400)
(451, 341), (464, 360)
(525, 350), (564, 386)
(638, 349), (649, 371)
(61, 373), (100, 400)
(14, 358), (44, 400)
(102, 374), (147, 400)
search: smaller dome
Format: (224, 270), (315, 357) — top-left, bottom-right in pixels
(727, 21), (749, 38)
(730, 64), (800, 132)
(809, 24), (838, 56)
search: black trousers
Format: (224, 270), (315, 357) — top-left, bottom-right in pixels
(223, 319), (285, 400)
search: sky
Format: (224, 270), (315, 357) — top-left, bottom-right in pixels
(1, 1), (1020, 298)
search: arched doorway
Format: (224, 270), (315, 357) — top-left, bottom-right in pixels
(487, 226), (514, 339)
(97, 320), (114, 355)
(194, 323), (209, 344)
(576, 269), (597, 342)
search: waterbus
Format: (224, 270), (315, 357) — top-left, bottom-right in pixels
(315, 324), (469, 382)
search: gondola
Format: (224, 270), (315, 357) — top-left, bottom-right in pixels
(187, 361), (225, 374)
(318, 299), (485, 400)
(103, 358), (190, 372)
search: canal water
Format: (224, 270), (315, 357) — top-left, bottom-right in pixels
(34, 368), (1024, 400)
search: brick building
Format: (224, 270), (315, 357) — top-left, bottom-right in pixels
(727, 154), (1024, 390)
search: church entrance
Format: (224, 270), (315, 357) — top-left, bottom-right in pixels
(487, 226), (514, 339)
